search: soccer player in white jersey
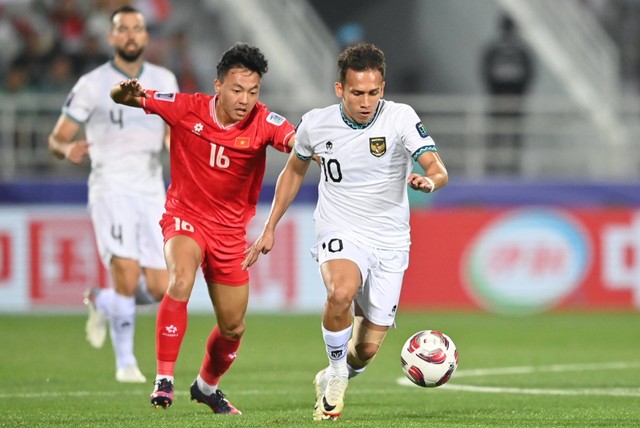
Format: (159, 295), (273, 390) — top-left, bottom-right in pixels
(243, 43), (448, 420)
(48, 6), (178, 383)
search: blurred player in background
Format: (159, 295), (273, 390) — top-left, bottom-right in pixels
(110, 43), (295, 415)
(243, 43), (448, 420)
(48, 6), (178, 383)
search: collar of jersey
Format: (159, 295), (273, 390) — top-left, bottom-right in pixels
(109, 60), (144, 79)
(340, 101), (384, 130)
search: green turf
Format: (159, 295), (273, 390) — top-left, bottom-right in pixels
(1, 311), (639, 427)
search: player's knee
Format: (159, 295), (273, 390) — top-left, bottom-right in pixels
(348, 341), (379, 368)
(218, 320), (245, 340)
(110, 257), (140, 295)
(167, 273), (195, 300)
(326, 286), (356, 310)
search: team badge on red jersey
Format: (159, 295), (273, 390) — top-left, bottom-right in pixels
(369, 137), (386, 157)
(235, 137), (250, 148)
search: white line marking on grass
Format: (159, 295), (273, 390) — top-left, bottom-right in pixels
(451, 361), (640, 378)
(396, 361), (640, 397)
(440, 384), (640, 397)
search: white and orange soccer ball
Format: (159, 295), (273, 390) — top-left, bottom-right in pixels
(400, 330), (459, 388)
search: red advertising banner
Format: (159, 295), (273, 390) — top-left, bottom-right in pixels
(1, 205), (638, 313)
(0, 233), (11, 284)
(402, 208), (638, 313)
(29, 216), (108, 307)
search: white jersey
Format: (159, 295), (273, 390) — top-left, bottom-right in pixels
(295, 100), (438, 250)
(62, 61), (179, 201)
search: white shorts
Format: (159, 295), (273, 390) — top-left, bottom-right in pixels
(89, 191), (166, 269)
(311, 231), (409, 326)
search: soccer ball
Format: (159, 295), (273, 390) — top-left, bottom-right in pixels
(400, 330), (459, 388)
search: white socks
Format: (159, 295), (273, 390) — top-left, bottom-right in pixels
(347, 363), (365, 379)
(322, 324), (352, 378)
(95, 287), (114, 313)
(196, 375), (217, 395)
(109, 292), (137, 368)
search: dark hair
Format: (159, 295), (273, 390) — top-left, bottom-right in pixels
(217, 43), (269, 80)
(110, 6), (142, 27)
(337, 43), (385, 83)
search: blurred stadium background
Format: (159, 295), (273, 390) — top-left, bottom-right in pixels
(1, 0), (639, 315)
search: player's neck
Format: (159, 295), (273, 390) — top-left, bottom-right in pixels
(213, 96), (240, 128)
(113, 56), (144, 79)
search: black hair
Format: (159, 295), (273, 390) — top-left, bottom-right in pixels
(337, 43), (385, 84)
(216, 43), (268, 80)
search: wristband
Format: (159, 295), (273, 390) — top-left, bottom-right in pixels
(424, 177), (435, 193)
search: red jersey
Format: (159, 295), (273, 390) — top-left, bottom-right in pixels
(143, 90), (295, 232)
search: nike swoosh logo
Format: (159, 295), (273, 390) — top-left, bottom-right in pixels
(322, 397), (336, 411)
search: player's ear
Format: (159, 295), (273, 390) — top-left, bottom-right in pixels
(214, 79), (221, 94)
(334, 82), (343, 98)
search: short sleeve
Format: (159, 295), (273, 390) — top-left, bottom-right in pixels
(142, 90), (183, 126)
(292, 115), (314, 160)
(395, 104), (438, 160)
(265, 111), (295, 153)
(62, 75), (96, 124)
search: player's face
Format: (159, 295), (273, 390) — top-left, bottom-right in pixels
(335, 69), (385, 125)
(214, 67), (261, 126)
(109, 12), (148, 62)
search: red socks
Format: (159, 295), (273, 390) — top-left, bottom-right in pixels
(199, 325), (242, 386)
(155, 295), (188, 376)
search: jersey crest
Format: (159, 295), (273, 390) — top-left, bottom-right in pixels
(266, 112), (286, 126)
(369, 137), (387, 157)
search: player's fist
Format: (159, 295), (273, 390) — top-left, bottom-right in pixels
(65, 140), (89, 164)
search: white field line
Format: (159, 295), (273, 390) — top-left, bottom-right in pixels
(4, 362), (639, 400)
(396, 361), (640, 397)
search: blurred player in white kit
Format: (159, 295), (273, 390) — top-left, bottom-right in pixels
(48, 5), (178, 383)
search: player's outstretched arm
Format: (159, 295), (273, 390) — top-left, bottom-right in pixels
(110, 78), (149, 108)
(408, 151), (448, 193)
(242, 152), (311, 269)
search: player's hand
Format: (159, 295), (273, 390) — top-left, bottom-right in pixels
(119, 78), (149, 98)
(64, 140), (89, 164)
(242, 230), (276, 270)
(407, 173), (435, 193)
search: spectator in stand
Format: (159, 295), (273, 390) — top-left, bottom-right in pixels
(0, 6), (22, 81)
(47, 0), (86, 55)
(480, 14), (535, 175)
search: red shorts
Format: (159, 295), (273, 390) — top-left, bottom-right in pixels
(160, 211), (249, 286)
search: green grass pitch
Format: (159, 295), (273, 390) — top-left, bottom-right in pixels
(1, 311), (639, 427)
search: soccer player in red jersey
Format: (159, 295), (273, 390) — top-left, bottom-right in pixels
(110, 43), (295, 414)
